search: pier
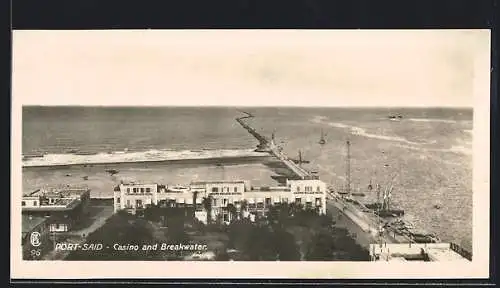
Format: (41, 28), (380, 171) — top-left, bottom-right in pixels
(235, 111), (409, 249)
(236, 112), (313, 179)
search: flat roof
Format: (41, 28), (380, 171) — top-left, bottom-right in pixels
(22, 215), (47, 233)
(191, 180), (246, 185)
(426, 247), (470, 262)
(24, 187), (90, 197)
(22, 198), (81, 212)
(121, 182), (158, 186)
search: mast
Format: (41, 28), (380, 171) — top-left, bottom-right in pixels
(298, 150), (302, 166)
(376, 183), (381, 208)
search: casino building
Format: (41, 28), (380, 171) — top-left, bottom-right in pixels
(113, 179), (327, 223)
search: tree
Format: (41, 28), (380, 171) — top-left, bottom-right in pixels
(66, 211), (160, 260)
(202, 195), (213, 225)
(239, 200), (248, 219)
(305, 230), (335, 261)
(225, 203), (237, 223)
(244, 225), (278, 261)
(192, 191), (198, 219)
(275, 228), (300, 261)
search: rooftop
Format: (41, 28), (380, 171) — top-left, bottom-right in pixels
(191, 180), (246, 185)
(22, 198), (82, 211)
(120, 182), (159, 186)
(24, 186), (90, 198)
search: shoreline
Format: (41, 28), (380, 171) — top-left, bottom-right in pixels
(22, 155), (274, 169)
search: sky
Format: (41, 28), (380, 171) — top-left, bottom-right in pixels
(12, 30), (489, 107)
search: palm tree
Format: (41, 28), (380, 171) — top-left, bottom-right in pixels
(239, 200), (248, 219)
(226, 203), (237, 223)
(202, 195), (213, 225)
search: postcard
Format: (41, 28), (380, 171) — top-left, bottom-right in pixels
(11, 29), (490, 279)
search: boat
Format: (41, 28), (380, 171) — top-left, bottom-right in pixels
(66, 149), (79, 154)
(82, 176), (88, 180)
(365, 179), (405, 218)
(75, 151), (98, 156)
(433, 204), (441, 209)
(388, 114), (403, 121)
(291, 150), (310, 165)
(351, 192), (366, 197)
(411, 232), (440, 243)
(106, 169), (119, 176)
(22, 152), (45, 160)
(318, 129), (326, 145)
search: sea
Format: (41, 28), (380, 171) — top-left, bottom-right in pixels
(22, 106), (473, 250)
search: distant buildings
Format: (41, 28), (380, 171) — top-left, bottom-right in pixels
(113, 179), (327, 223)
(22, 186), (91, 232)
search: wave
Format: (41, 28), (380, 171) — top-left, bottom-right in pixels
(407, 118), (459, 124)
(395, 143), (472, 156)
(22, 148), (269, 168)
(311, 116), (428, 145)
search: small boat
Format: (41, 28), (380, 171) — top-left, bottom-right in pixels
(351, 192), (366, 197)
(388, 114), (403, 121)
(106, 169), (119, 176)
(75, 151), (98, 156)
(66, 149), (79, 154)
(433, 204), (441, 209)
(291, 150), (310, 164)
(65, 173), (72, 177)
(319, 129), (326, 145)
(82, 176), (88, 180)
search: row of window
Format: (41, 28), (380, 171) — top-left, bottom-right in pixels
(298, 186), (321, 192)
(21, 201), (37, 206)
(117, 197), (323, 206)
(211, 187), (239, 193)
(126, 187), (152, 193)
(117, 196), (323, 210)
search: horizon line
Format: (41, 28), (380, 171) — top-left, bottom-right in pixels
(21, 105), (474, 109)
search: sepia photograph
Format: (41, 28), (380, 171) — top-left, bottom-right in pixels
(11, 30), (490, 278)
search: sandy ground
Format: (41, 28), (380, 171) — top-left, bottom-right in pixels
(23, 158), (279, 199)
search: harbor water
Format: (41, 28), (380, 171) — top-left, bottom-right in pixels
(22, 106), (473, 251)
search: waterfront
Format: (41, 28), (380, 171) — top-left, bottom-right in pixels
(22, 106), (473, 251)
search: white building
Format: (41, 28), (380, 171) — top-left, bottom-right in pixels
(113, 179), (327, 224)
(369, 243), (471, 262)
(22, 186), (91, 232)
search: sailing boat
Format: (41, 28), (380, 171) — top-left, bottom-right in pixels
(365, 176), (404, 218)
(319, 129), (326, 145)
(291, 150), (310, 165)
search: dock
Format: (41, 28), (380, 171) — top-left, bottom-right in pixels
(235, 111), (411, 249)
(236, 112), (313, 179)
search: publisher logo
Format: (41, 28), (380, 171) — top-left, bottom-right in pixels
(30, 232), (41, 247)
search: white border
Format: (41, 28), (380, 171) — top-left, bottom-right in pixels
(11, 29), (490, 279)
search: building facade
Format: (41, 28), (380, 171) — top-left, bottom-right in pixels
(113, 179), (327, 224)
(22, 186), (91, 232)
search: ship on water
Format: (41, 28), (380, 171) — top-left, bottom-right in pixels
(291, 150), (310, 165)
(319, 129), (326, 145)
